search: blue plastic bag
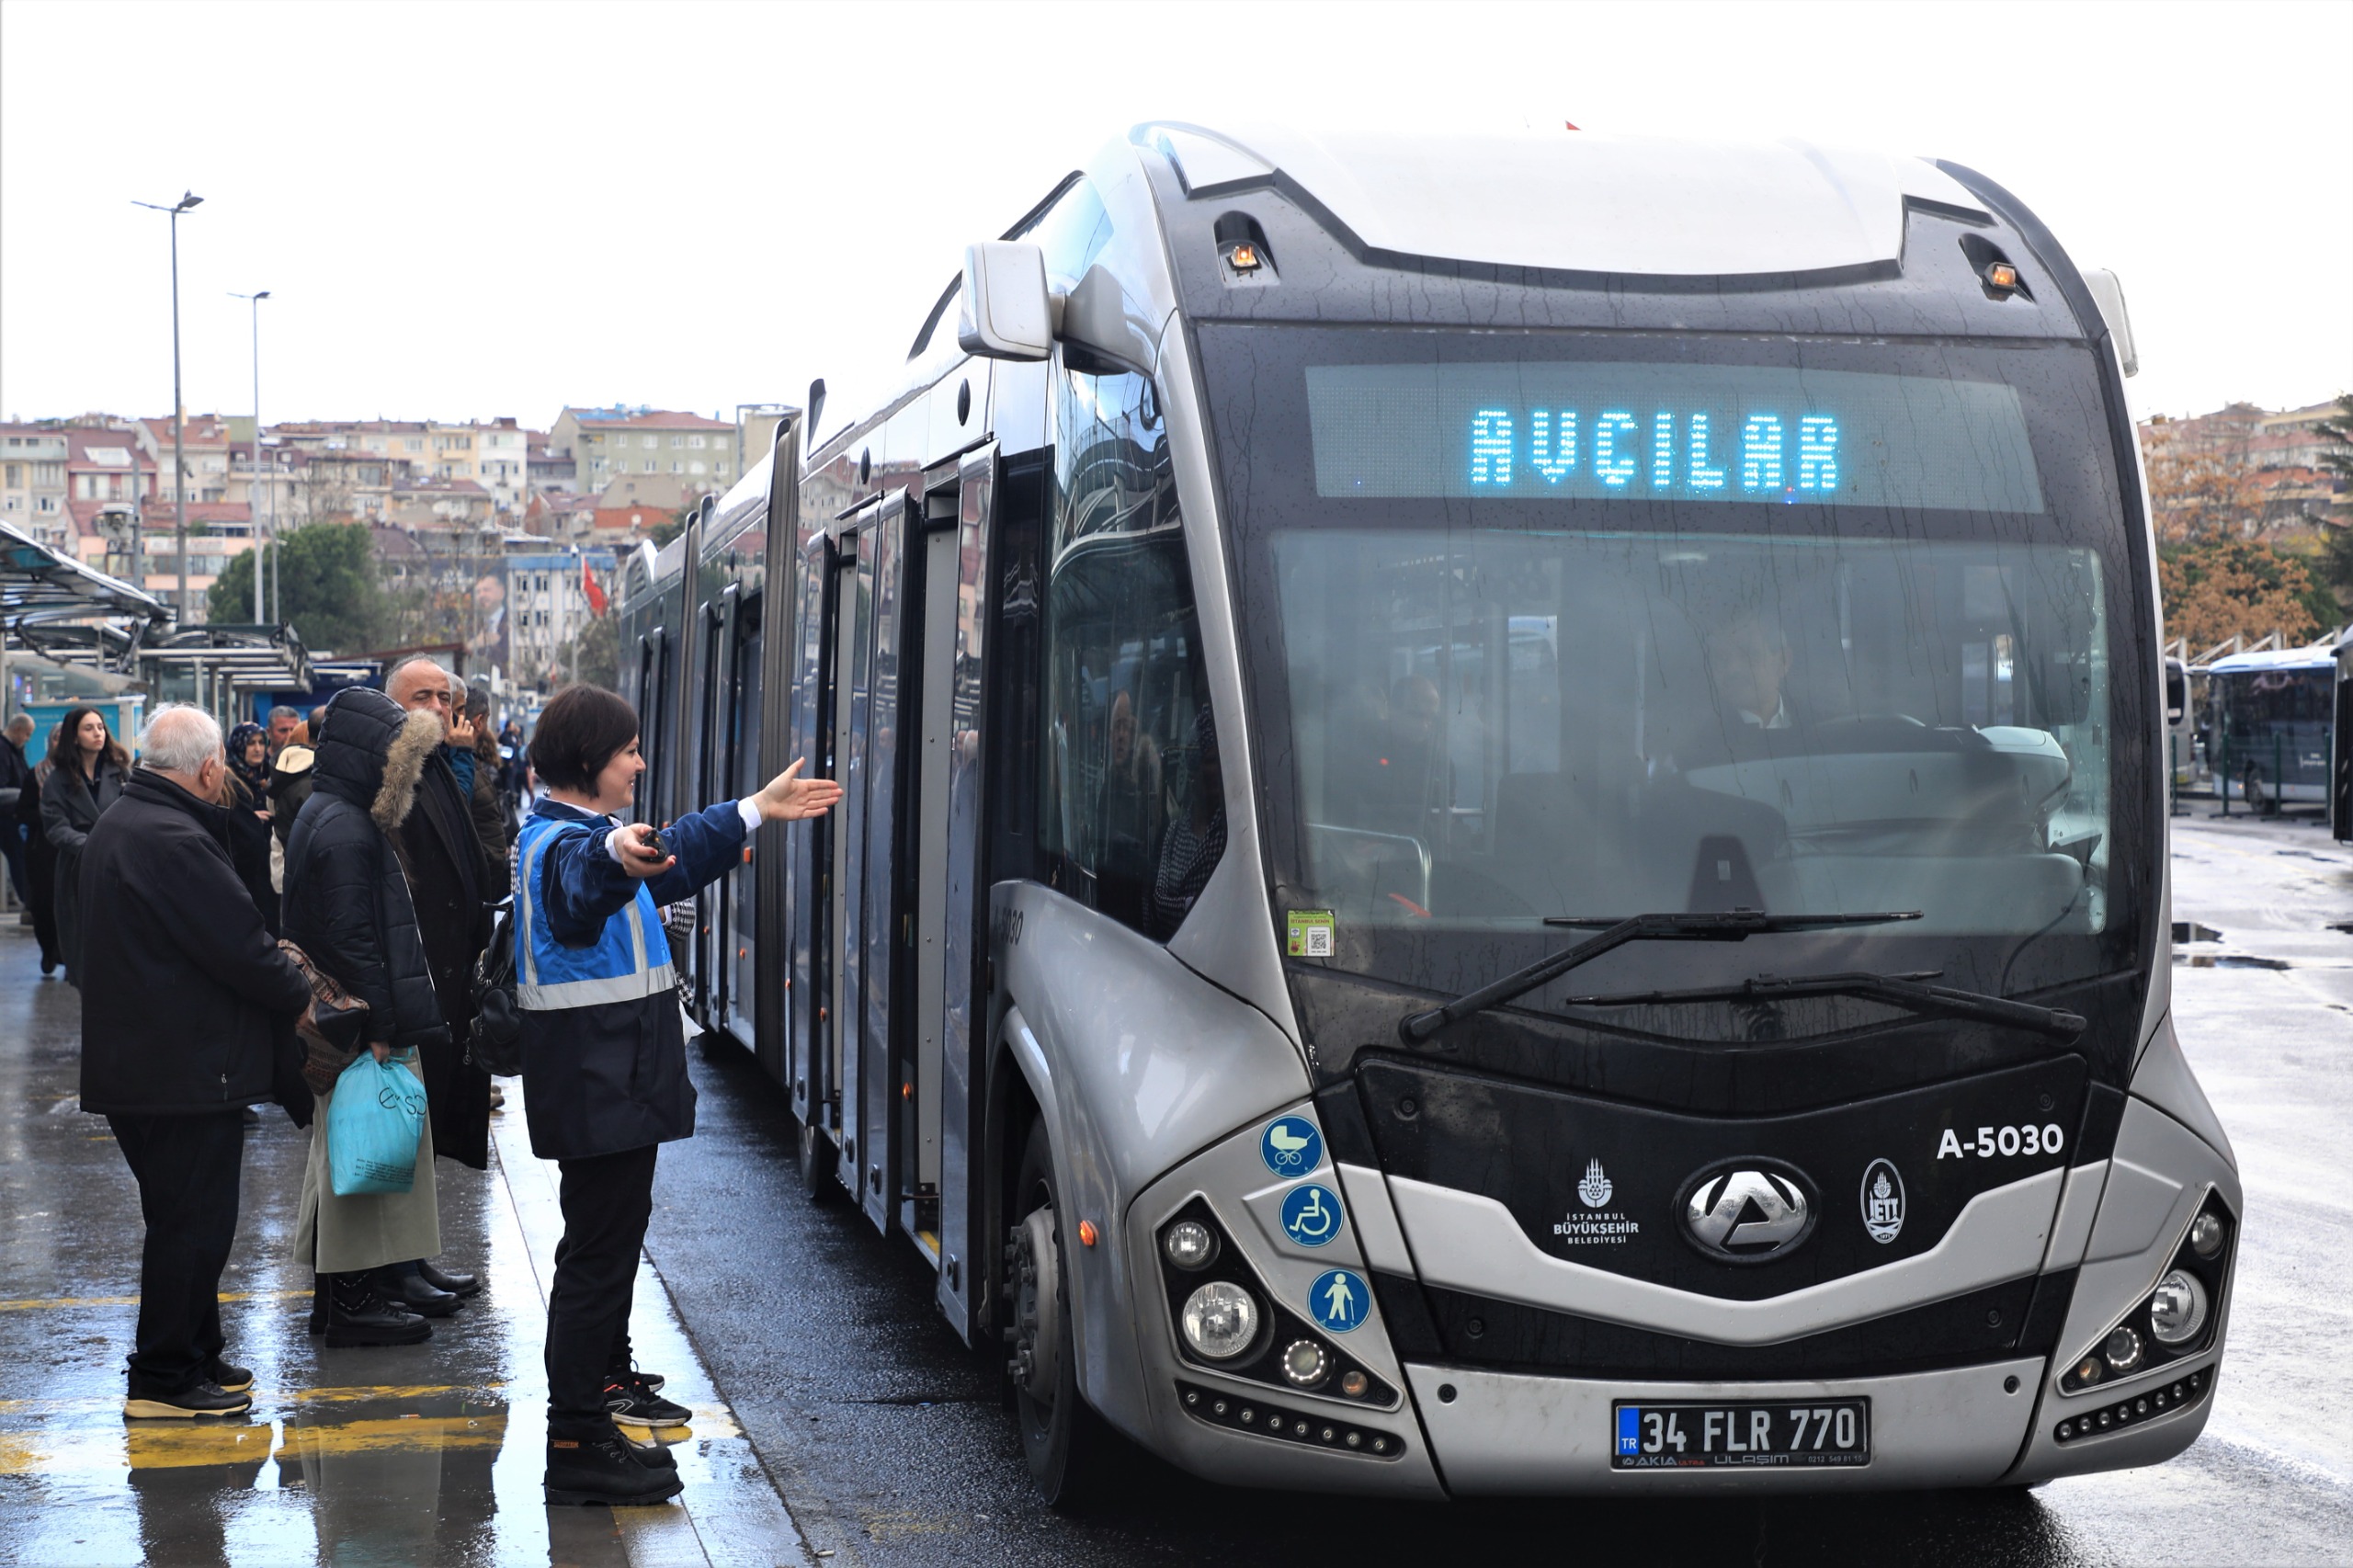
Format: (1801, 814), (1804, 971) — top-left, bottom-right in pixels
(327, 1053), (426, 1197)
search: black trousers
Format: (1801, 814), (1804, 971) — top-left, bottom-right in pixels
(545, 1142), (657, 1435)
(108, 1111), (244, 1392)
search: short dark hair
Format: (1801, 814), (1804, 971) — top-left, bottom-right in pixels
(529, 684), (640, 792)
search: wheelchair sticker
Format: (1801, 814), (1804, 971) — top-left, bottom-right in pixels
(1260, 1117), (1324, 1176)
(1309, 1268), (1370, 1334)
(1280, 1183), (1344, 1247)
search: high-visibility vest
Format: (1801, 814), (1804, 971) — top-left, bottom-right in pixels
(513, 811), (675, 1011)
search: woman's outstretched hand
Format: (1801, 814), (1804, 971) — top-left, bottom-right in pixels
(752, 758), (845, 823)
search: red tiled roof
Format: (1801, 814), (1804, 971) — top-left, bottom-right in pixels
(65, 497), (249, 536)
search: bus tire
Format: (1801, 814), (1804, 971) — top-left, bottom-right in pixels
(1008, 1119), (1123, 1509)
(798, 1118), (838, 1205)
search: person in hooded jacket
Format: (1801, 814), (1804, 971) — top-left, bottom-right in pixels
(518, 683), (839, 1507)
(43, 705), (131, 985)
(281, 687), (450, 1348)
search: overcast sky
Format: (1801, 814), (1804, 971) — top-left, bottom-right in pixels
(3, 0), (2347, 433)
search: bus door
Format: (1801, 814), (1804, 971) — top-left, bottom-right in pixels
(833, 503), (881, 1207)
(934, 445), (996, 1335)
(896, 482), (960, 1259)
(693, 584), (735, 1023)
(726, 588), (764, 1051)
(852, 491), (914, 1232)
(787, 537), (833, 1135)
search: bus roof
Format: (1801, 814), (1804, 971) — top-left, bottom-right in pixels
(2206, 644), (2338, 675)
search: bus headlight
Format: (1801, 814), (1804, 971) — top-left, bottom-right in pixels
(1164, 1220), (1218, 1271)
(1181, 1282), (1260, 1360)
(2149, 1271), (2210, 1346)
(2188, 1212), (2226, 1259)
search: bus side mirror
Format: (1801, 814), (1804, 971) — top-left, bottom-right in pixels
(958, 243), (1055, 361)
(2082, 268), (2138, 379)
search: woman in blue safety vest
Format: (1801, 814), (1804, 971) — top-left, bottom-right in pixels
(515, 683), (840, 1508)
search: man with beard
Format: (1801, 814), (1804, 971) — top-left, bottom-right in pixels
(380, 655), (500, 1313)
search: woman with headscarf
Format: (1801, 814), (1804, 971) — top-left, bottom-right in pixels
(220, 721), (280, 935)
(41, 706), (131, 985)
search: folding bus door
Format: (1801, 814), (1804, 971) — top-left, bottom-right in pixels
(691, 585), (734, 1023)
(854, 491), (913, 1232)
(903, 480), (964, 1263)
(832, 511), (876, 1200)
(787, 537), (833, 1135)
(725, 589), (764, 1051)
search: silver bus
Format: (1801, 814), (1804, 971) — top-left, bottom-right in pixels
(620, 124), (2237, 1504)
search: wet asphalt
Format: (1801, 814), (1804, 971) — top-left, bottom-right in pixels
(0, 807), (2347, 1565)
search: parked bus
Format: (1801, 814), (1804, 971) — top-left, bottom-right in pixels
(2206, 644), (2336, 810)
(2333, 630), (2353, 839)
(620, 124), (2236, 1503)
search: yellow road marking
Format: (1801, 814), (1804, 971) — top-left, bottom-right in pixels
(0, 1412), (512, 1475)
(0, 1289), (311, 1312)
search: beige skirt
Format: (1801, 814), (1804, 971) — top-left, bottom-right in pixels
(294, 1053), (441, 1274)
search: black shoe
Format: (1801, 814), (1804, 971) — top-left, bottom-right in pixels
(416, 1260), (480, 1298)
(209, 1358), (253, 1393)
(602, 1371), (693, 1429)
(376, 1266), (462, 1319)
(39, 953), (56, 975)
(125, 1379), (252, 1419)
(613, 1359), (664, 1393)
(544, 1426), (685, 1506)
(324, 1274), (432, 1347)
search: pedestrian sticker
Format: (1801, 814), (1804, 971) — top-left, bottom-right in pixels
(1280, 1183), (1344, 1247)
(1309, 1268), (1370, 1334)
(1261, 1117), (1324, 1176)
(1286, 909), (1336, 958)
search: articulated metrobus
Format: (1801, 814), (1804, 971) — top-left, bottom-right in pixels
(620, 124), (2237, 1504)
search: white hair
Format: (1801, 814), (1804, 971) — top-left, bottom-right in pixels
(138, 703), (224, 775)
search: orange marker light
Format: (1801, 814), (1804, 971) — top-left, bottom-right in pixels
(1227, 243), (1261, 273)
(1988, 262), (2018, 290)
(1077, 1220), (1099, 1248)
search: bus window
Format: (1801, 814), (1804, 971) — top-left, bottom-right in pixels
(1039, 364), (1219, 938)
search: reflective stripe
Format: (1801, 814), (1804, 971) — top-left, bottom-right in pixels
(517, 962), (677, 1012)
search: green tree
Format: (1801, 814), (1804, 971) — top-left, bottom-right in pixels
(206, 522), (390, 653)
(643, 504), (693, 550)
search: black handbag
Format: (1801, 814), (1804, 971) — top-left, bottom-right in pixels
(469, 897), (523, 1076)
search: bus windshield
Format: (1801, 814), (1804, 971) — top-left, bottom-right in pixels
(1199, 325), (2153, 1008)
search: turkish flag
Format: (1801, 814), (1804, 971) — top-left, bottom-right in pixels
(583, 557), (608, 616)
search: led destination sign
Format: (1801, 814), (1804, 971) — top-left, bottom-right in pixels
(1305, 361), (2046, 514)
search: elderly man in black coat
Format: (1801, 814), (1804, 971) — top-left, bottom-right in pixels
(79, 703), (312, 1419)
(379, 655), (502, 1312)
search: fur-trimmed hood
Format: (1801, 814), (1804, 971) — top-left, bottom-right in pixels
(313, 686), (447, 832)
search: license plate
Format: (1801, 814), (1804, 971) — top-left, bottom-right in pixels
(1611, 1399), (1870, 1469)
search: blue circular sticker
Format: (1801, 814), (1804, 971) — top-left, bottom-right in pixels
(1280, 1183), (1344, 1248)
(1308, 1268), (1370, 1334)
(1260, 1116), (1324, 1177)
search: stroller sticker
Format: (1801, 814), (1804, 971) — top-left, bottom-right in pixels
(1260, 1117), (1324, 1176)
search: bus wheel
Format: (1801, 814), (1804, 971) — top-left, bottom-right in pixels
(798, 1118), (837, 1205)
(1007, 1119), (1120, 1509)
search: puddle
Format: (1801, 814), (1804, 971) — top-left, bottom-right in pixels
(2173, 921), (2225, 944)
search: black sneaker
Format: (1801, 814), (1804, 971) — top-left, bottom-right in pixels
(124, 1380), (252, 1420)
(544, 1426), (684, 1506)
(209, 1358), (253, 1393)
(624, 1436), (679, 1471)
(324, 1273), (432, 1347)
(613, 1360), (665, 1393)
(602, 1372), (692, 1429)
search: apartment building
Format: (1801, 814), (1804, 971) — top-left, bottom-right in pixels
(550, 406), (738, 502)
(0, 426), (71, 548)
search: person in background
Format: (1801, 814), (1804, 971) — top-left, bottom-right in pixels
(451, 678), (509, 869)
(379, 656), (499, 1312)
(266, 706), (302, 760)
(221, 722), (280, 936)
(1, 713), (34, 912)
(519, 684), (840, 1507)
(77, 704), (312, 1418)
(17, 722), (62, 972)
(306, 704), (329, 740)
(43, 706), (131, 986)
(281, 687), (449, 1347)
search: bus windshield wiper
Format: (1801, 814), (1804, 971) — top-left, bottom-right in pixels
(1396, 910), (1921, 1044)
(1561, 970), (2086, 1041)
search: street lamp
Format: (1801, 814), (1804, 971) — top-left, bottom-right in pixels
(133, 191), (202, 622)
(230, 289), (270, 623)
